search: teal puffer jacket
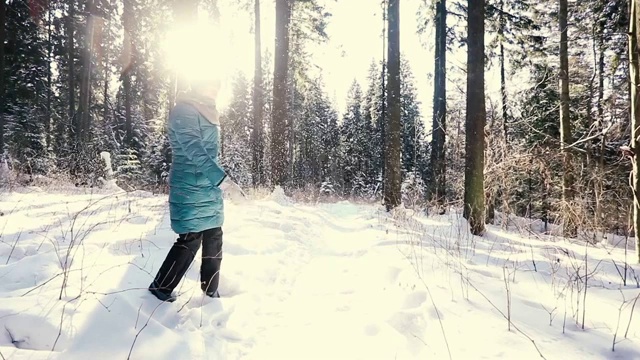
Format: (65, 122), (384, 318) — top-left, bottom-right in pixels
(167, 101), (226, 234)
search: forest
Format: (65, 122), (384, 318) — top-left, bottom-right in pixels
(2, 1), (640, 358)
(0, 0), (639, 260)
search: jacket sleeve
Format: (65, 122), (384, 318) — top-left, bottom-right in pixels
(170, 107), (227, 187)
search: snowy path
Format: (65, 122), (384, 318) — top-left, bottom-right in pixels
(0, 188), (639, 359)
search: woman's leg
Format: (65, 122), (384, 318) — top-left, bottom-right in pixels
(200, 227), (223, 296)
(151, 231), (203, 297)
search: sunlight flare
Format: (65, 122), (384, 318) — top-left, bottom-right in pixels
(162, 20), (233, 89)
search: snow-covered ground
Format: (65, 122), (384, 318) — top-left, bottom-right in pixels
(0, 186), (639, 359)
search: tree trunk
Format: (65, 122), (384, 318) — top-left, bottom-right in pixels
(559, 0), (576, 237)
(271, 0), (292, 186)
(597, 0), (605, 123)
(384, 0), (401, 210)
(499, 0), (507, 144)
(430, 0), (446, 209)
(67, 0), (76, 140)
(380, 0), (387, 194)
(0, 0), (6, 158)
(103, 1), (111, 128)
(597, 0), (606, 230)
(46, 7), (53, 151)
(628, 0), (640, 263)
(123, 0), (133, 147)
(78, 0), (95, 143)
(463, 0), (486, 235)
(494, 0), (507, 225)
(252, 0), (265, 187)
(596, 9), (606, 232)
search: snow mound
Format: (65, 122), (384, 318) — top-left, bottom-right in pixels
(2, 313), (70, 351)
(267, 186), (291, 205)
(96, 178), (123, 192)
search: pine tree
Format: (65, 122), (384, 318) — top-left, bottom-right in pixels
(122, 0), (135, 147)
(252, 0), (265, 187)
(340, 80), (372, 197)
(272, 0), (292, 186)
(220, 73), (253, 187)
(629, 0), (640, 263)
(464, 0), (486, 235)
(5, 0), (50, 174)
(559, 0), (576, 237)
(293, 79), (337, 188)
(430, 0), (447, 207)
(363, 61), (386, 194)
(0, 0), (6, 161)
(384, 0), (402, 210)
(77, 0), (96, 145)
(400, 59), (424, 178)
(67, 0), (76, 144)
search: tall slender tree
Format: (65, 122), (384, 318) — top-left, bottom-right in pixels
(629, 0), (640, 263)
(430, 0), (446, 209)
(123, 0), (134, 146)
(271, 0), (292, 186)
(46, 4), (53, 151)
(385, 0), (401, 210)
(78, 0), (96, 141)
(67, 0), (76, 138)
(498, 0), (508, 142)
(252, 0), (265, 186)
(559, 0), (576, 237)
(463, 0), (486, 235)
(380, 0), (387, 191)
(0, 0), (5, 160)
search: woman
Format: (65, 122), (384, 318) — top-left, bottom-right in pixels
(148, 79), (244, 302)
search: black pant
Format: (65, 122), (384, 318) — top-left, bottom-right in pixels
(152, 227), (223, 294)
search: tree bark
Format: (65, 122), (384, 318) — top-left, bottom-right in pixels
(559, 0), (576, 237)
(380, 0), (387, 194)
(463, 0), (486, 235)
(46, 6), (53, 151)
(103, 0), (111, 128)
(597, 27), (605, 122)
(430, 0), (446, 209)
(271, 0), (292, 186)
(0, 0), (6, 158)
(384, 0), (401, 210)
(628, 0), (640, 263)
(499, 0), (507, 143)
(123, 0), (133, 147)
(252, 0), (265, 186)
(78, 0), (95, 143)
(68, 0), (76, 141)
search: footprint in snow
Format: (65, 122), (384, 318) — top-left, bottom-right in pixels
(402, 291), (427, 309)
(280, 222), (294, 233)
(364, 323), (380, 336)
(181, 297), (235, 328)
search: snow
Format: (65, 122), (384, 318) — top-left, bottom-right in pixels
(0, 187), (639, 359)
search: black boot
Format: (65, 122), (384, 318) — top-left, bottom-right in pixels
(200, 228), (223, 296)
(148, 281), (177, 302)
(205, 290), (220, 298)
(151, 232), (203, 301)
